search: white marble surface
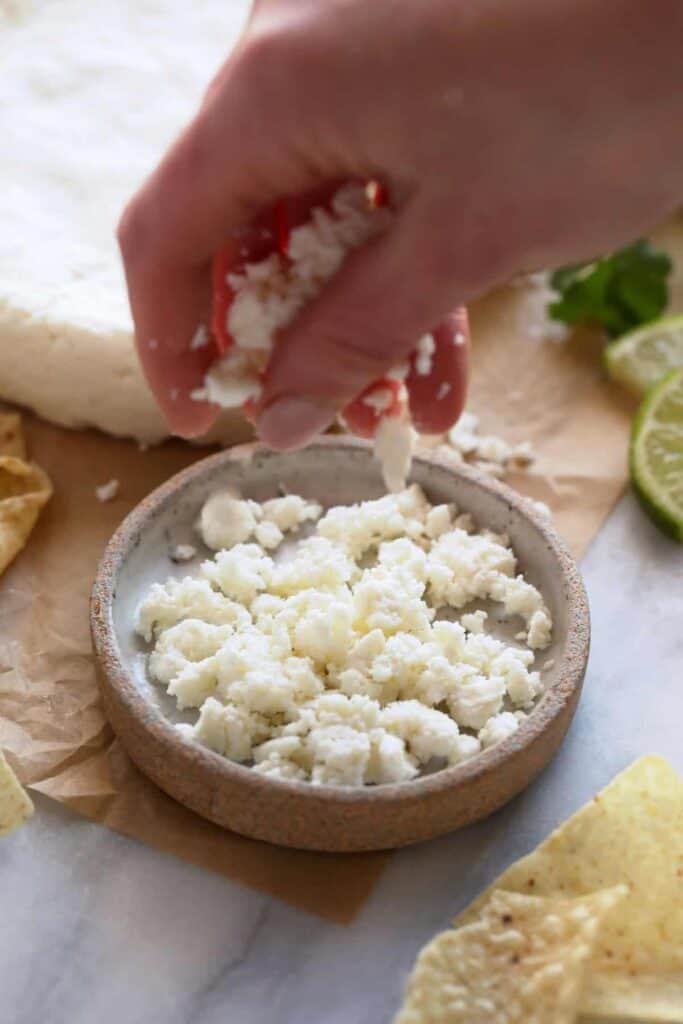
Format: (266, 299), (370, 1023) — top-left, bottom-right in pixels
(2, 491), (682, 1024)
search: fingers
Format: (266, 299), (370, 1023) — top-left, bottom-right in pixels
(117, 49), (323, 437)
(136, 329), (219, 438)
(257, 205), (468, 450)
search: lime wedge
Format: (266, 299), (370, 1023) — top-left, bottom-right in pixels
(605, 315), (683, 396)
(630, 368), (683, 541)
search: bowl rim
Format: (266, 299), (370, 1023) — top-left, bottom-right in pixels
(90, 436), (589, 808)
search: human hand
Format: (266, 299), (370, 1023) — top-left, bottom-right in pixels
(119, 0), (683, 446)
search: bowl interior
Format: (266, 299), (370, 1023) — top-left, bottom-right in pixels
(110, 441), (576, 747)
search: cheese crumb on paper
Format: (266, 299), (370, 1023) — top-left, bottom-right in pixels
(95, 479), (119, 503)
(136, 485), (553, 787)
(444, 412), (535, 478)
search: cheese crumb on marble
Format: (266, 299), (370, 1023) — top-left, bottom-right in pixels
(95, 479), (119, 502)
(137, 486), (553, 786)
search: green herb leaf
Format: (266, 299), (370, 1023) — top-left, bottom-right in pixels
(548, 240), (672, 337)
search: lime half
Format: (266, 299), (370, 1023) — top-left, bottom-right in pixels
(630, 368), (683, 541)
(605, 315), (683, 396)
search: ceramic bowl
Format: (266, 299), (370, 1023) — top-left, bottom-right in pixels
(91, 437), (589, 852)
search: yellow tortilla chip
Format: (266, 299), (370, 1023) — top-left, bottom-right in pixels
(0, 748), (34, 836)
(456, 756), (683, 1021)
(0, 454), (52, 575)
(0, 412), (25, 458)
(395, 887), (625, 1024)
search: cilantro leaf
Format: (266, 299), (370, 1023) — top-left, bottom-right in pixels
(548, 240), (672, 337)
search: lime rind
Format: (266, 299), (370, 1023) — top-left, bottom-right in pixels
(629, 368), (683, 542)
(605, 315), (683, 396)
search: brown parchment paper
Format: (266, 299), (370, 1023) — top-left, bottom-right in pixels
(0, 219), (681, 923)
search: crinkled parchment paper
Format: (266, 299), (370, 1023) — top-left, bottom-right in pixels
(0, 219), (680, 922)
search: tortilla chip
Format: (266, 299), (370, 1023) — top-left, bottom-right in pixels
(0, 748), (34, 836)
(0, 412), (25, 458)
(0, 455), (52, 575)
(456, 756), (683, 1021)
(395, 887), (625, 1024)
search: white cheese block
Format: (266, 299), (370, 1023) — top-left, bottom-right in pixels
(0, 0), (249, 441)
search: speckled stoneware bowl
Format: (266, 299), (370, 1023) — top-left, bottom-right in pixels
(91, 437), (589, 852)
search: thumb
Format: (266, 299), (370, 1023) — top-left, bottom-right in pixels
(258, 203), (469, 450)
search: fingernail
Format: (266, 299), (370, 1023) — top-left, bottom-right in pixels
(258, 396), (335, 451)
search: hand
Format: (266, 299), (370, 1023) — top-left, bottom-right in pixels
(119, 0), (683, 446)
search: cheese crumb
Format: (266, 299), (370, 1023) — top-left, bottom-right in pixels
(415, 334), (436, 376)
(478, 710), (522, 749)
(374, 412), (416, 492)
(95, 479), (119, 503)
(363, 387), (396, 415)
(198, 491), (259, 551)
(170, 544), (197, 563)
(446, 412), (535, 479)
(190, 324), (210, 350)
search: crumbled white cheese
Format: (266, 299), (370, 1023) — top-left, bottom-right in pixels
(193, 184), (446, 490)
(199, 185), (389, 409)
(445, 411), (536, 479)
(510, 441), (535, 467)
(95, 478), (119, 503)
(478, 710), (522, 749)
(254, 520), (284, 550)
(170, 544), (197, 563)
(190, 324), (210, 350)
(387, 362), (410, 382)
(374, 412), (416, 492)
(363, 387), (396, 415)
(318, 484), (429, 558)
(415, 334), (436, 376)
(136, 578), (251, 642)
(461, 610), (488, 634)
(198, 490), (260, 551)
(529, 498), (553, 519)
(270, 536), (357, 595)
(260, 494), (321, 532)
(201, 543), (273, 604)
(192, 347), (261, 407)
(137, 486), (553, 785)
(476, 435), (513, 465)
(488, 574), (553, 649)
